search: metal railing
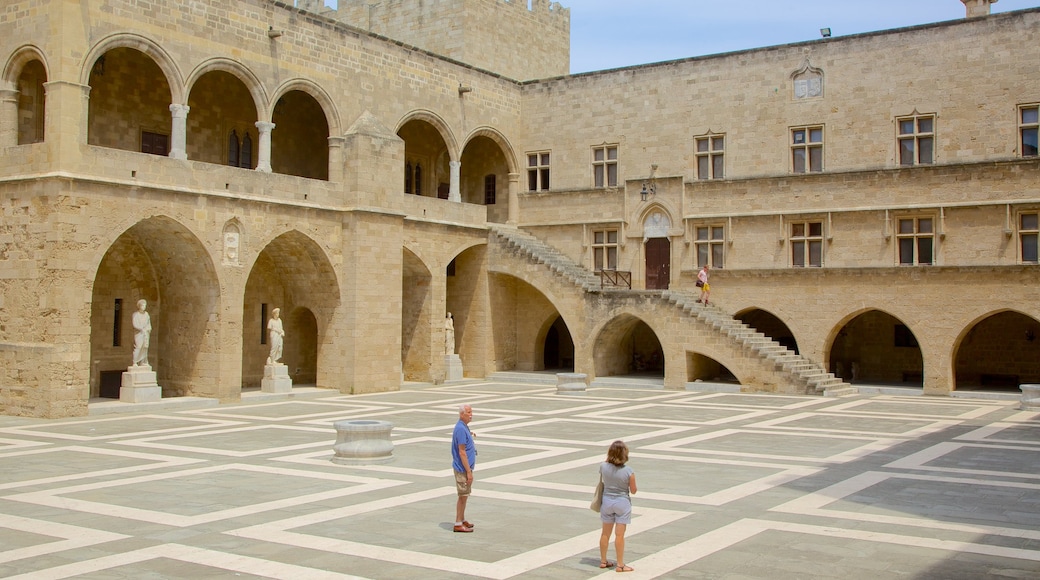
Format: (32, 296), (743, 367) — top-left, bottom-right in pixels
(598, 269), (632, 289)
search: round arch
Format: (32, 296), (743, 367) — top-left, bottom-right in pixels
(3, 44), (50, 84)
(186, 57), (268, 118)
(80, 33), (185, 102)
(269, 78), (342, 136)
(951, 309), (1040, 391)
(462, 126), (518, 174)
(396, 109), (460, 162)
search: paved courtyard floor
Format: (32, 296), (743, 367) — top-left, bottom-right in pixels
(0, 379), (1038, 579)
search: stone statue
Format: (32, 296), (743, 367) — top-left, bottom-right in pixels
(445, 312), (455, 355)
(267, 308), (285, 365)
(131, 299), (152, 367)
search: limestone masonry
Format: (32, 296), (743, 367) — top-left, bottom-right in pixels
(0, 0), (1037, 417)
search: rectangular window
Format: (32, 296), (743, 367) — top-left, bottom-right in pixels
(695, 135), (724, 180)
(1020, 105), (1038, 157)
(791, 126), (823, 173)
(484, 174), (496, 205)
(141, 131), (169, 156)
(592, 145), (618, 187)
(896, 217), (934, 265)
(897, 114), (935, 166)
(527, 152), (550, 191)
(790, 221), (823, 267)
(260, 303), (267, 345)
(1021, 212), (1039, 263)
(694, 225), (725, 268)
(592, 229), (619, 271)
(113, 298), (122, 347)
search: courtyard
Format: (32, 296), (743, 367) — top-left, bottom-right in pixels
(0, 378), (1037, 579)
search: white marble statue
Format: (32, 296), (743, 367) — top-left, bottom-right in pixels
(131, 299), (152, 367)
(267, 308), (285, 365)
(445, 312), (456, 355)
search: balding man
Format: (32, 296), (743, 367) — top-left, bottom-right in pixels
(451, 404), (477, 532)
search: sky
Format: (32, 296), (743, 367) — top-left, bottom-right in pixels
(563, 0), (1040, 74)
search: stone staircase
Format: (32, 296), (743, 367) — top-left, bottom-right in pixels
(488, 225), (856, 397)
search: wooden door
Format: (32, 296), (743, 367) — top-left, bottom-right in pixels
(645, 238), (670, 290)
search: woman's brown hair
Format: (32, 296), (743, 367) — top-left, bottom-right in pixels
(606, 440), (629, 466)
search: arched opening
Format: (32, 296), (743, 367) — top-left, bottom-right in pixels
(87, 47), (172, 154)
(594, 315), (664, 379)
(398, 118), (451, 198)
(243, 231), (339, 389)
(460, 134), (510, 222)
(737, 308), (799, 354)
(686, 352), (738, 384)
(402, 248), (433, 381)
(271, 90), (329, 180)
(17, 58), (46, 144)
(90, 216), (220, 399)
(187, 70), (258, 166)
(954, 311), (1040, 392)
(542, 315), (575, 371)
(446, 245), (488, 378)
(829, 310), (923, 388)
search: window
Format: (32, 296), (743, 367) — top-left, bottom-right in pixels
(527, 152), (550, 191)
(404, 161), (423, 195)
(227, 129), (253, 168)
(1021, 212), (1038, 263)
(896, 217), (934, 265)
(695, 135), (724, 180)
(897, 114), (935, 166)
(592, 145), (618, 187)
(1020, 105), (1038, 157)
(592, 230), (619, 271)
(113, 298), (122, 347)
(791, 126), (823, 173)
(790, 221), (823, 267)
(141, 131), (168, 156)
(694, 225), (725, 268)
(484, 174), (496, 205)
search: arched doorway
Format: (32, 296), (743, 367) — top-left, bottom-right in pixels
(829, 310), (923, 387)
(737, 308), (799, 354)
(643, 210), (671, 290)
(594, 315), (664, 379)
(954, 311), (1040, 391)
(542, 316), (575, 371)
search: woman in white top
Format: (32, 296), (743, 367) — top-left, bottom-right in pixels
(598, 440), (637, 572)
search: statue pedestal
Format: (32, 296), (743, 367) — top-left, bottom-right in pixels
(262, 364), (293, 393)
(120, 365), (161, 403)
(445, 354), (463, 382)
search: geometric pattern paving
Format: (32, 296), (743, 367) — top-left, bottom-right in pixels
(0, 380), (1038, 579)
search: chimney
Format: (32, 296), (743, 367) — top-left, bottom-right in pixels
(961, 0), (998, 18)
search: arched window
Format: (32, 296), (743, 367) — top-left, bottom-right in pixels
(241, 132), (253, 168)
(228, 130), (240, 167)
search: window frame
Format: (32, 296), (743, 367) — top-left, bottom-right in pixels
(591, 229), (619, 272)
(592, 144), (619, 188)
(1019, 104), (1039, 158)
(895, 215), (936, 266)
(526, 151), (550, 192)
(483, 174), (496, 205)
(693, 224), (725, 268)
(896, 113), (935, 166)
(789, 220), (824, 267)
(790, 125), (824, 174)
(694, 134), (725, 180)
(1019, 210), (1039, 264)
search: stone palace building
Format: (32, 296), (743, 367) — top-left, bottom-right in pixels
(1, 0), (1039, 418)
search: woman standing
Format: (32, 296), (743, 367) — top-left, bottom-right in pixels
(598, 440), (637, 572)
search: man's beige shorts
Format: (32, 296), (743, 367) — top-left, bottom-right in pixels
(454, 470), (472, 496)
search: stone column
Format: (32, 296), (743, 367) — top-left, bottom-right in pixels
(43, 80), (91, 166)
(255, 121), (275, 173)
(507, 172), (520, 224)
(449, 160), (461, 202)
(0, 84), (18, 148)
(168, 104), (189, 160)
(327, 135), (345, 184)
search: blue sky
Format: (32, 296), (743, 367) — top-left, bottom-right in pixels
(564, 0), (1040, 73)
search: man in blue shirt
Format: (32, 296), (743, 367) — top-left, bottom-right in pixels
(452, 404), (476, 532)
